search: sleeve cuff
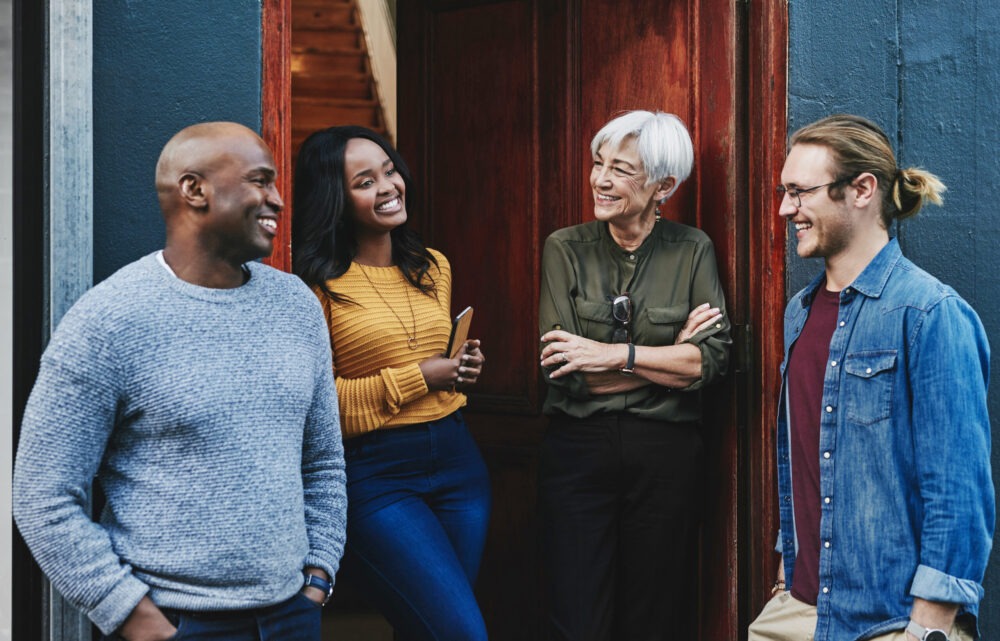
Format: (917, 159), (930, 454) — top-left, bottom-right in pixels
(382, 363), (429, 409)
(910, 564), (984, 605)
(87, 575), (149, 635)
(304, 553), (340, 585)
(544, 373), (591, 400)
(775, 530), (783, 554)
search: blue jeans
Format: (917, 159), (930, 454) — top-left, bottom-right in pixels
(340, 411), (492, 641)
(100, 593), (321, 641)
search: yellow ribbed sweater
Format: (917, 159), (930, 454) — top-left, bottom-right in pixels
(316, 249), (466, 439)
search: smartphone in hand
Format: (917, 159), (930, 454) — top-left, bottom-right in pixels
(445, 306), (474, 358)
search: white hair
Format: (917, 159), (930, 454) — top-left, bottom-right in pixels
(590, 111), (694, 198)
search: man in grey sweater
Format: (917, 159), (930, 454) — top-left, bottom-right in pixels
(13, 122), (347, 641)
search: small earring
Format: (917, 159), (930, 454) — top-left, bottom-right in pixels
(655, 205), (661, 219)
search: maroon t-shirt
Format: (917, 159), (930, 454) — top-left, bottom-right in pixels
(787, 285), (839, 605)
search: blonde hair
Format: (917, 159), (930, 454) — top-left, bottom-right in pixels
(791, 114), (946, 228)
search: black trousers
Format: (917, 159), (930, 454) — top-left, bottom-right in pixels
(539, 413), (703, 641)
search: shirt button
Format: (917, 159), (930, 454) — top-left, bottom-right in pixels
(783, 495), (791, 503)
(825, 406), (833, 413)
(822, 586), (830, 594)
(830, 360), (837, 367)
(824, 496), (831, 504)
(866, 367), (872, 374)
(629, 254), (636, 261)
(823, 451), (831, 459)
(839, 321), (845, 327)
(824, 541), (831, 548)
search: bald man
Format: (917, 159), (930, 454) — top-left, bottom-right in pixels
(13, 123), (347, 641)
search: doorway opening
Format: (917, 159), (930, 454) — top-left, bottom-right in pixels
(291, 0), (396, 157)
(288, 1), (399, 638)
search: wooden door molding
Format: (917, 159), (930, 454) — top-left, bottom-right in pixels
(262, 0), (293, 272)
(746, 0), (789, 629)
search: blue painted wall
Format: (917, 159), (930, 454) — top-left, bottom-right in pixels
(93, 0), (263, 283)
(788, 0), (1000, 633)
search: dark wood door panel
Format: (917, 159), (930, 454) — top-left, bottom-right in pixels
(395, 1), (767, 639)
(401, 0), (549, 416)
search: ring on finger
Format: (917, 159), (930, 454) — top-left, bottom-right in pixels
(561, 353), (569, 364)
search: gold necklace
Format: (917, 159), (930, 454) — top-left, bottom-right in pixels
(357, 264), (419, 350)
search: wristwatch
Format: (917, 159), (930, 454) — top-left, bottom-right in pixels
(620, 343), (636, 376)
(906, 620), (949, 641)
(303, 572), (334, 606)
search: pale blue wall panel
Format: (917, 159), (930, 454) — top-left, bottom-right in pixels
(788, 0), (999, 633)
(93, 0), (263, 283)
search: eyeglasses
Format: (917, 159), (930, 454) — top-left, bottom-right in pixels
(611, 293), (631, 344)
(776, 176), (855, 208)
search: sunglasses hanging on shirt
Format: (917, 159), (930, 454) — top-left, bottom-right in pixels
(611, 293), (631, 344)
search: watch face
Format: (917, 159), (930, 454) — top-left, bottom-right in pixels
(926, 631), (948, 641)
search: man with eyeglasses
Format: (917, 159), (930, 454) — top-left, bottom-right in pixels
(749, 114), (993, 641)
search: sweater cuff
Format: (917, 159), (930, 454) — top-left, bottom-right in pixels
(303, 553), (340, 585)
(385, 363), (429, 407)
(88, 575), (149, 635)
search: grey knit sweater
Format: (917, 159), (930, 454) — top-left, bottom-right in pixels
(13, 253), (347, 635)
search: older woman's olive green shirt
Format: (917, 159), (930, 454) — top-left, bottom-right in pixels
(539, 219), (731, 422)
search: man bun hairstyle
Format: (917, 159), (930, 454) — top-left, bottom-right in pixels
(892, 167), (946, 221)
(790, 114), (946, 228)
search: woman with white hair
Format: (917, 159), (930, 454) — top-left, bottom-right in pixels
(538, 110), (732, 640)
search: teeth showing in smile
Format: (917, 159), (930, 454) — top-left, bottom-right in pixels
(795, 222), (812, 231)
(596, 194), (620, 202)
(258, 218), (277, 232)
(376, 197), (400, 212)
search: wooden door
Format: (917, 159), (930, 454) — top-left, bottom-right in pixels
(263, 0), (788, 638)
(393, 1), (787, 639)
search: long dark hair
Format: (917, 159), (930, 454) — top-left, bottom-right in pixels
(292, 125), (437, 302)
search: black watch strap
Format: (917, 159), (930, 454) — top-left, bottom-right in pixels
(620, 343), (636, 376)
(303, 573), (334, 606)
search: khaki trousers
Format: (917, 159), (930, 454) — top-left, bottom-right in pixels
(747, 592), (974, 641)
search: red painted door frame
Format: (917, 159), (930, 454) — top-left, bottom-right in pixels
(262, 0), (293, 272)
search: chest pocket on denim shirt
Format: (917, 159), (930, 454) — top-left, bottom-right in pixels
(574, 298), (614, 342)
(843, 350), (896, 425)
(644, 304), (689, 345)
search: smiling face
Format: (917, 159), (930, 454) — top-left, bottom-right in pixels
(202, 132), (284, 262)
(343, 137), (407, 237)
(590, 137), (666, 225)
(779, 143), (857, 260)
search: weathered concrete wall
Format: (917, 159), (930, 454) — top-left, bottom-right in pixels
(92, 0), (262, 283)
(788, 0), (1000, 633)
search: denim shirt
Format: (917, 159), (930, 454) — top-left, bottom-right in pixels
(776, 239), (994, 641)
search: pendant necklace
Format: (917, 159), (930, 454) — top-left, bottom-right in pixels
(358, 264), (419, 350)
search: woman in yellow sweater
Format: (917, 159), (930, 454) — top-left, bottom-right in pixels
(292, 126), (490, 641)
